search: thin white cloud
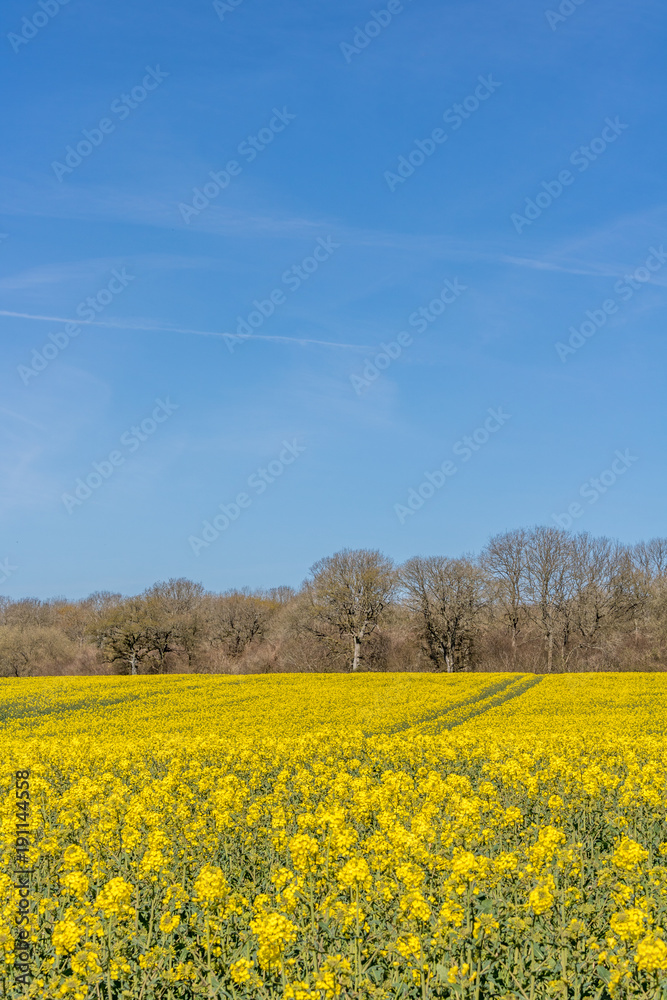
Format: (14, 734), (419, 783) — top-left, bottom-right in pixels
(1, 175), (665, 292)
(0, 254), (236, 291)
(497, 253), (667, 284)
(0, 406), (48, 433)
(0, 309), (373, 351)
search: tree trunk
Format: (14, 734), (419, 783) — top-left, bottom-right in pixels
(130, 652), (137, 676)
(546, 631), (553, 673)
(561, 636), (569, 671)
(352, 635), (362, 672)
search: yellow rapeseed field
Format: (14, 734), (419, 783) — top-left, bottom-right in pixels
(2, 671), (667, 999)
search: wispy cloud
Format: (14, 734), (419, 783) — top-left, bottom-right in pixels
(0, 253), (239, 291)
(2, 176), (665, 297)
(0, 406), (48, 433)
(0, 308), (373, 351)
(497, 253), (667, 284)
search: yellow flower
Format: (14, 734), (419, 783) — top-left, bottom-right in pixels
(635, 933), (667, 972)
(229, 957), (253, 983)
(529, 884), (554, 915)
(192, 864), (230, 905)
(336, 856), (371, 891)
(94, 876), (136, 919)
(52, 919), (83, 955)
(314, 954), (352, 998)
(60, 845), (90, 870)
(503, 806), (522, 826)
(159, 912), (180, 934)
(162, 882), (189, 911)
(448, 962), (474, 984)
(612, 838), (649, 872)
(610, 908), (648, 942)
(289, 832), (320, 873)
(473, 914), (500, 938)
(60, 871), (89, 900)
(396, 933), (422, 963)
(250, 911), (297, 970)
(71, 948), (102, 977)
(399, 890), (431, 922)
(395, 862), (424, 890)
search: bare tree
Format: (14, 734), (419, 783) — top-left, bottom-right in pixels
(631, 538), (667, 643)
(143, 578), (207, 669)
(52, 600), (98, 647)
(90, 599), (155, 675)
(85, 591), (124, 616)
(633, 538), (667, 584)
(1, 598), (57, 629)
(144, 578), (206, 612)
(522, 527), (573, 672)
(2, 532), (666, 677)
(481, 529), (527, 665)
(0, 626), (77, 677)
(78, 592), (122, 655)
(400, 556), (487, 672)
(204, 590), (275, 658)
(565, 534), (636, 663)
(306, 549), (396, 671)
(264, 586), (296, 605)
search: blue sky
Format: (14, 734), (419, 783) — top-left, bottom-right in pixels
(1, 0), (665, 599)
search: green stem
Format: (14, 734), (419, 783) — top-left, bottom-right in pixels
(355, 885), (361, 991)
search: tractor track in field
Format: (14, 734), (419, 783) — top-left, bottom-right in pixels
(377, 675), (540, 738)
(388, 674), (544, 738)
(442, 673), (543, 732)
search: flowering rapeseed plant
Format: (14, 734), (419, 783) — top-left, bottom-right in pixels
(1, 672), (667, 997)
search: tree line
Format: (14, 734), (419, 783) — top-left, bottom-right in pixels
(1, 526), (666, 677)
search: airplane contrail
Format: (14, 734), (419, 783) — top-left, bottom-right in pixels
(0, 310), (372, 351)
